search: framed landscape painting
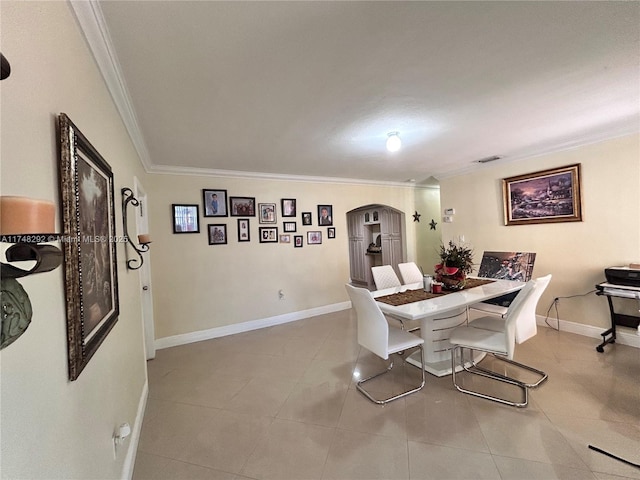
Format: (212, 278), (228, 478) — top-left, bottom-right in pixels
(503, 164), (582, 226)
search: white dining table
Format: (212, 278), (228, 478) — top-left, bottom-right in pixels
(373, 278), (525, 376)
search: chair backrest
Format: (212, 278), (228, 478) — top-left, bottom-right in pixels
(398, 262), (423, 285)
(345, 284), (390, 359)
(510, 274), (552, 344)
(500, 280), (538, 359)
(371, 265), (401, 290)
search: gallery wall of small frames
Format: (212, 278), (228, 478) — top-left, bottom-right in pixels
(172, 189), (336, 247)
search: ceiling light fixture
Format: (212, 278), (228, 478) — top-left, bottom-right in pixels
(386, 132), (401, 153)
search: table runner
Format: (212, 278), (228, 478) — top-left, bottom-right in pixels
(376, 278), (495, 306)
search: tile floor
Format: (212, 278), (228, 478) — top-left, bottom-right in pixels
(133, 309), (640, 480)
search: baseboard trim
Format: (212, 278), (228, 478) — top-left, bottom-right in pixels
(122, 379), (149, 480)
(155, 302), (352, 350)
(156, 304), (638, 351)
(537, 315), (639, 349)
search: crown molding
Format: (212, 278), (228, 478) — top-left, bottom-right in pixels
(69, 0), (153, 171)
(148, 163), (419, 188)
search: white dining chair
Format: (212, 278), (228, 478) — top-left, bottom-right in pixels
(468, 274), (551, 387)
(371, 265), (401, 290)
(371, 265), (418, 333)
(449, 275), (551, 407)
(345, 284), (425, 404)
(398, 262), (423, 285)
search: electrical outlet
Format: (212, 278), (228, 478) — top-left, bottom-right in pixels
(443, 216), (453, 223)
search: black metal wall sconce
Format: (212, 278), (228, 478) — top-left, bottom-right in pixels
(1, 196), (63, 349)
(121, 188), (152, 270)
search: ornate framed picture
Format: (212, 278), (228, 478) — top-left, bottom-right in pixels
(208, 224), (227, 245)
(58, 113), (119, 381)
(259, 227), (278, 243)
(237, 219), (250, 242)
(203, 189), (228, 217)
(258, 203), (277, 224)
(281, 198), (296, 217)
(283, 221), (296, 232)
(172, 204), (200, 233)
(294, 235), (304, 248)
(503, 164), (582, 226)
(302, 212), (312, 225)
(318, 205), (333, 226)
(229, 196), (256, 217)
(307, 231), (322, 245)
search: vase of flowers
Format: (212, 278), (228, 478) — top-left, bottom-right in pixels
(434, 240), (474, 290)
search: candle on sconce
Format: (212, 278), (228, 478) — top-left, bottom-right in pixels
(138, 234), (152, 245)
(1, 196), (55, 235)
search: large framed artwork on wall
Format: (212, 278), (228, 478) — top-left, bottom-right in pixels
(503, 164), (582, 226)
(58, 113), (119, 381)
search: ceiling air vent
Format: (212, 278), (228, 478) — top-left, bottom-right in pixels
(475, 155), (503, 164)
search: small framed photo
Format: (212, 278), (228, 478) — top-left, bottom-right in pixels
(237, 219), (250, 242)
(294, 235), (303, 248)
(302, 212), (312, 226)
(202, 189), (228, 217)
(307, 231), (322, 245)
(503, 164), (583, 226)
(328, 227), (335, 239)
(172, 204), (200, 233)
(280, 234), (291, 243)
(318, 205), (333, 226)
(283, 221), (296, 232)
(259, 227), (278, 243)
(229, 196), (256, 217)
(259, 203), (277, 224)
(208, 224), (227, 245)
(281, 198), (296, 217)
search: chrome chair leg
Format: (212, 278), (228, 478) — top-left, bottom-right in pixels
(357, 345), (426, 405)
(468, 354), (548, 388)
(451, 346), (528, 408)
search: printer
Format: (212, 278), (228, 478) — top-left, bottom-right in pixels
(604, 266), (640, 288)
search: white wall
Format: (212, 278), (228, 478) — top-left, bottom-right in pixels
(439, 134), (640, 330)
(147, 174), (417, 341)
(1, 2), (148, 478)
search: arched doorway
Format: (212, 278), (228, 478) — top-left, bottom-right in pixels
(346, 204), (406, 289)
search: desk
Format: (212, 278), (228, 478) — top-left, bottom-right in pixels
(595, 282), (640, 352)
(374, 279), (525, 376)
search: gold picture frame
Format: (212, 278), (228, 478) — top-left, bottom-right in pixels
(503, 164), (582, 226)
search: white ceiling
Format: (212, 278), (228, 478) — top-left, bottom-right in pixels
(79, 1), (639, 185)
